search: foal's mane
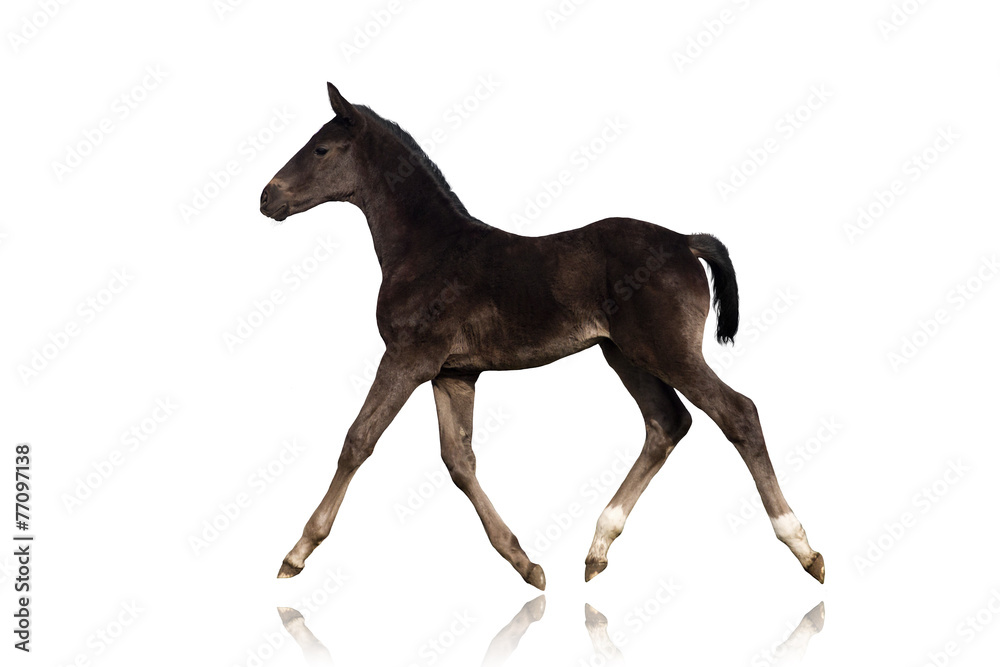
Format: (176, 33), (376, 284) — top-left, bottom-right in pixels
(356, 105), (471, 218)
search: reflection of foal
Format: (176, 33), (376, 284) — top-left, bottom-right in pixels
(260, 83), (824, 589)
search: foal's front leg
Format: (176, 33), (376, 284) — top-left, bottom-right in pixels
(277, 356), (429, 578)
(432, 374), (546, 590)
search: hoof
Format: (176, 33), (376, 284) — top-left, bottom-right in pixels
(584, 559), (608, 582)
(806, 553), (825, 584)
(525, 563), (546, 591)
(278, 560), (304, 579)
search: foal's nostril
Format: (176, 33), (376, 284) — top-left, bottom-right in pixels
(261, 182), (290, 219)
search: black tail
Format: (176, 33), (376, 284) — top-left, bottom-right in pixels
(687, 233), (739, 345)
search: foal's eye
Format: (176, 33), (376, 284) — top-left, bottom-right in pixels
(314, 146), (329, 156)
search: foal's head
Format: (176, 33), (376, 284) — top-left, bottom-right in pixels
(260, 83), (366, 221)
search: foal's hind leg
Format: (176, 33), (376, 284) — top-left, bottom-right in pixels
(585, 342), (692, 581)
(432, 374), (546, 590)
(666, 357), (824, 582)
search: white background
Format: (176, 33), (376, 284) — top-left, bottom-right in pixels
(2, 0), (999, 665)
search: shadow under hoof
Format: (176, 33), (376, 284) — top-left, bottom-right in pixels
(584, 603), (624, 664)
(806, 553), (825, 584)
(277, 606), (334, 666)
(482, 595), (546, 667)
(278, 560), (304, 579)
(277, 606), (304, 624)
(584, 559), (608, 582)
(524, 564), (546, 591)
(801, 601), (825, 633)
(522, 595), (546, 622)
(773, 601), (826, 663)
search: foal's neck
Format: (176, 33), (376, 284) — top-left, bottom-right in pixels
(352, 142), (489, 275)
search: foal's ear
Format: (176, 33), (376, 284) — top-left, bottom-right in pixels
(327, 82), (359, 125)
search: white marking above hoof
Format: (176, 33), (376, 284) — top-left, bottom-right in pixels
(770, 513), (813, 562)
(588, 506), (626, 562)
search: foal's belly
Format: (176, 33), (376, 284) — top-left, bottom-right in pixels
(441, 319), (609, 373)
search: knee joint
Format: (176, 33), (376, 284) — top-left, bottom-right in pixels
(442, 447), (476, 487)
(338, 431), (374, 470)
(643, 428), (673, 463)
(645, 408), (692, 460)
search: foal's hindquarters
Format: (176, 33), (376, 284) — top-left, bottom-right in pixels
(580, 222), (824, 583)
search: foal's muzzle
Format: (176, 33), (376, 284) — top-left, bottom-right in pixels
(260, 181), (290, 221)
